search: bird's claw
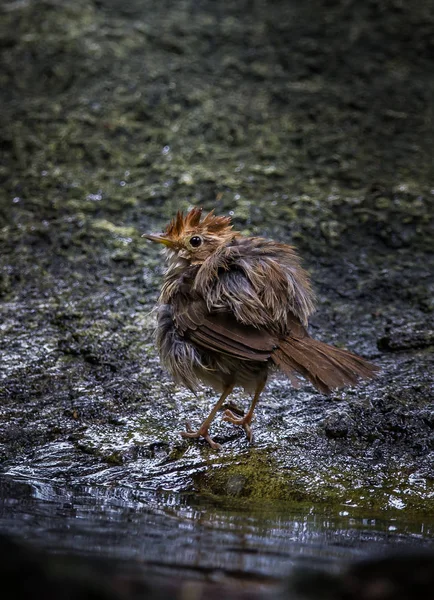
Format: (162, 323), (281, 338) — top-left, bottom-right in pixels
(222, 410), (254, 443)
(180, 422), (222, 450)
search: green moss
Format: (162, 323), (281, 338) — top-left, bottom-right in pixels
(195, 450), (309, 503)
(104, 452), (123, 466)
(193, 451), (434, 515)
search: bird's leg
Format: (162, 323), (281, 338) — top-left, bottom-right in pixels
(222, 378), (266, 442)
(181, 383), (235, 450)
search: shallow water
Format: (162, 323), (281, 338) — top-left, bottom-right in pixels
(1, 475), (432, 587)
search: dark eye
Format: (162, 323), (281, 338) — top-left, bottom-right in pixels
(189, 236), (202, 248)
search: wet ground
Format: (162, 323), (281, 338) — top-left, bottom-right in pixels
(0, 0), (434, 593)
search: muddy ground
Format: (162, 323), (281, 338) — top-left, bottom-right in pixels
(0, 0), (433, 516)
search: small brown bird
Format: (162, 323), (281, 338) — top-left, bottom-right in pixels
(144, 208), (377, 449)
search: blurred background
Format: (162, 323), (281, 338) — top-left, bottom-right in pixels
(0, 0), (433, 598)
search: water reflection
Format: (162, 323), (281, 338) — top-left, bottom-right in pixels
(0, 476), (432, 585)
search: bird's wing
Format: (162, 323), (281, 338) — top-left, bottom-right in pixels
(193, 238), (315, 329)
(172, 292), (277, 362)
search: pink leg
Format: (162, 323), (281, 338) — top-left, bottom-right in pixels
(181, 383), (235, 450)
(222, 378), (266, 442)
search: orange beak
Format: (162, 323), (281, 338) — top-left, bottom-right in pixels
(142, 233), (176, 248)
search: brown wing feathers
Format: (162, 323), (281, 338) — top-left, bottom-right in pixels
(192, 326), (271, 362)
(174, 297), (275, 362)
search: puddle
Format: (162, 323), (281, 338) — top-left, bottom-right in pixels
(1, 475), (432, 587)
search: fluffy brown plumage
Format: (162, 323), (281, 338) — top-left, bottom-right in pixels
(144, 207), (378, 449)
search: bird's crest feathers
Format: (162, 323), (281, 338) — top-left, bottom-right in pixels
(165, 208), (233, 239)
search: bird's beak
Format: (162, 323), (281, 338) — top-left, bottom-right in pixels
(142, 233), (176, 248)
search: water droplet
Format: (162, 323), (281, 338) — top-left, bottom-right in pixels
(179, 173), (193, 185)
(87, 192), (102, 201)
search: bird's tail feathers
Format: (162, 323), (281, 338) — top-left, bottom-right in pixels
(272, 337), (378, 394)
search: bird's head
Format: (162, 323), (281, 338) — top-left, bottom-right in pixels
(143, 207), (237, 264)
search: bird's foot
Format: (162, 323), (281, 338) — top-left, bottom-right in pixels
(221, 401), (244, 417)
(222, 410), (253, 443)
(180, 422), (222, 450)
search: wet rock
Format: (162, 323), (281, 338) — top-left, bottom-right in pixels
(322, 411), (352, 439)
(377, 321), (434, 351)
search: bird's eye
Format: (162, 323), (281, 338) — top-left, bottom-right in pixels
(189, 236), (202, 248)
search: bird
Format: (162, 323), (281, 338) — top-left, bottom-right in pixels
(143, 207), (378, 449)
